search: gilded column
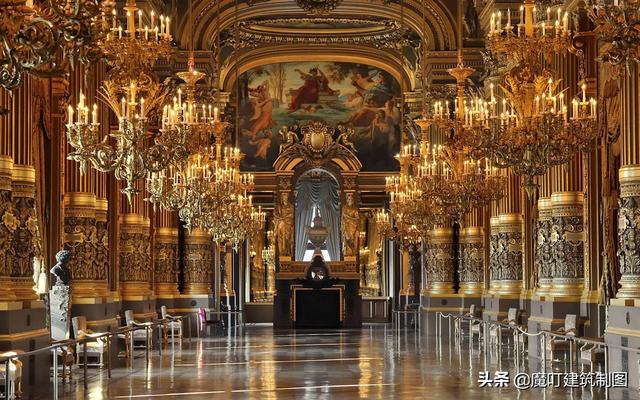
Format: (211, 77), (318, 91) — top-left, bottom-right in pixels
(0, 155), (14, 300)
(154, 209), (179, 298)
(459, 208), (484, 296)
(424, 227), (455, 294)
(493, 170), (523, 296)
(9, 78), (39, 301)
(119, 181), (153, 300)
(184, 228), (213, 296)
(616, 63), (640, 299)
(488, 213), (500, 294)
(536, 194), (554, 295)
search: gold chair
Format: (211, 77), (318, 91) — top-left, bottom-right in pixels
(72, 316), (108, 367)
(0, 351), (23, 399)
(547, 314), (578, 362)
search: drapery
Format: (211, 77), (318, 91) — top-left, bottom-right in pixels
(294, 178), (341, 261)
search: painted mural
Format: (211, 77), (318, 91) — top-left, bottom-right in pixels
(235, 62), (401, 171)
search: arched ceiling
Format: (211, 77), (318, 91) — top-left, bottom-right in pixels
(169, 0), (465, 91)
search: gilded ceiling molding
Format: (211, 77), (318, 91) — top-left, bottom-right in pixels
(175, 0), (455, 53)
(220, 46), (414, 91)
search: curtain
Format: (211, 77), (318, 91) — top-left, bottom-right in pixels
(294, 178), (341, 261)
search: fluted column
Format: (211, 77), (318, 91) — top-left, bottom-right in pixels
(617, 63), (640, 299)
(459, 208), (484, 296)
(492, 170), (523, 296)
(425, 227), (455, 294)
(184, 228), (213, 296)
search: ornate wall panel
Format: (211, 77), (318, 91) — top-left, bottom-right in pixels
(550, 192), (584, 297)
(617, 166), (640, 298)
(424, 227), (454, 294)
(95, 199), (109, 286)
(118, 214), (152, 298)
(184, 229), (213, 296)
(0, 157), (14, 280)
(459, 226), (483, 295)
(488, 216), (500, 292)
(536, 197), (553, 295)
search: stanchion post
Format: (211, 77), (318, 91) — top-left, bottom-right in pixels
(52, 349), (58, 400)
(106, 336), (112, 379)
(83, 342), (88, 389)
(5, 359), (11, 400)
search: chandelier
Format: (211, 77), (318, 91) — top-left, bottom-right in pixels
(65, 0), (176, 202)
(458, 0), (598, 195)
(382, 145), (441, 244)
(0, 0), (115, 89)
(585, 0), (640, 65)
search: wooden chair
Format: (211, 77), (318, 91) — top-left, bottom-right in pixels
(465, 305), (483, 342)
(579, 337), (605, 372)
(489, 308), (519, 346)
(547, 314), (578, 362)
(0, 351), (23, 399)
(72, 316), (108, 367)
(117, 310), (152, 355)
(160, 306), (183, 345)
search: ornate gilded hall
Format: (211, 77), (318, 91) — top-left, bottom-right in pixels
(0, 0), (639, 398)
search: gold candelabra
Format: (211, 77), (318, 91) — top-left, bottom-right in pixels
(585, 0), (640, 65)
(0, 0), (115, 89)
(460, 0), (598, 195)
(65, 0), (177, 202)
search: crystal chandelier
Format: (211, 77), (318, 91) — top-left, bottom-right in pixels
(585, 0), (640, 65)
(458, 0), (598, 195)
(65, 0), (177, 202)
(0, 0), (115, 89)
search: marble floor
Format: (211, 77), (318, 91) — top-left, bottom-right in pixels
(47, 324), (637, 400)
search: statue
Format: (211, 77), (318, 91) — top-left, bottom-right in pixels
(50, 250), (71, 286)
(336, 124), (357, 153)
(341, 193), (359, 257)
(463, 0), (481, 39)
(279, 125), (299, 153)
(274, 194), (293, 257)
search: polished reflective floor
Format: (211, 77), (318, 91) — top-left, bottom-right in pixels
(50, 325), (636, 399)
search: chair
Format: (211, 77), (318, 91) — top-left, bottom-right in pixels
(160, 306), (183, 344)
(489, 308), (519, 346)
(118, 310), (153, 353)
(0, 351), (23, 399)
(547, 314), (578, 362)
(579, 337), (605, 372)
(72, 316), (108, 367)
(465, 305), (482, 342)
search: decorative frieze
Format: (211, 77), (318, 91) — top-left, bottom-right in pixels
(154, 227), (179, 298)
(424, 227), (455, 294)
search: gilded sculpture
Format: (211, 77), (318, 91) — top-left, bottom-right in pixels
(341, 193), (359, 257)
(274, 194), (294, 257)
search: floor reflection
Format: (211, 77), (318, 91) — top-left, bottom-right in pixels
(50, 325), (638, 400)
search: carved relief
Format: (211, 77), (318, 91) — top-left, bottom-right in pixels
(552, 215), (584, 279)
(63, 216), (103, 280)
(0, 188), (14, 276)
(185, 242), (213, 285)
(118, 230), (151, 282)
(496, 230), (523, 280)
(536, 218), (554, 279)
(10, 193), (37, 278)
(95, 218), (109, 281)
(154, 241), (178, 284)
(618, 195), (640, 276)
(425, 242), (454, 283)
(341, 193), (359, 257)
(274, 194), (293, 257)
(489, 231), (500, 280)
(460, 241), (483, 282)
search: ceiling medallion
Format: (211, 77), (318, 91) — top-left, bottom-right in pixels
(296, 0), (342, 15)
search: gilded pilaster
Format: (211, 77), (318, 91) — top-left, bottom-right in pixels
(184, 228), (213, 296)
(0, 156), (15, 300)
(424, 227), (455, 295)
(119, 212), (153, 300)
